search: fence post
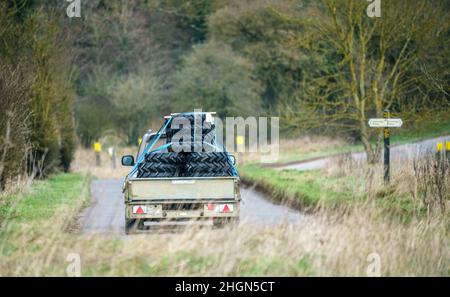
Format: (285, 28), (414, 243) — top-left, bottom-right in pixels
(108, 146), (116, 169)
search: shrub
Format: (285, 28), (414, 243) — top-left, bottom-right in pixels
(0, 63), (31, 189)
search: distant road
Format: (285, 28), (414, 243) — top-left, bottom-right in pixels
(281, 136), (450, 171)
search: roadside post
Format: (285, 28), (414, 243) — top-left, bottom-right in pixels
(446, 141), (450, 167)
(368, 110), (403, 184)
(236, 135), (245, 164)
(383, 110), (390, 184)
(108, 146), (116, 169)
(436, 142), (443, 163)
(94, 141), (102, 166)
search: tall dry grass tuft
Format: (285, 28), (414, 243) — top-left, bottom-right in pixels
(325, 149), (450, 218)
(413, 153), (449, 215)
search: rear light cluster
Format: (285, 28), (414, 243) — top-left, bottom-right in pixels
(132, 206), (146, 214)
(131, 204), (234, 215)
(206, 203), (234, 213)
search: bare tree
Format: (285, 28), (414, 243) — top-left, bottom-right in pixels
(282, 0), (449, 163)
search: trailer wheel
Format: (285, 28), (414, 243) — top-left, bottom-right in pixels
(125, 219), (147, 234)
(125, 219), (138, 235)
(212, 217), (239, 228)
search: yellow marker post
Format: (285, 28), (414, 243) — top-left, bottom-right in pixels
(236, 136), (245, 164)
(236, 136), (244, 146)
(138, 138), (142, 146)
(435, 142), (443, 165)
(94, 142), (102, 166)
(94, 142), (102, 153)
(446, 141), (450, 167)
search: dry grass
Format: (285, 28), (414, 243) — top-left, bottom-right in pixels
(1, 204), (448, 276)
(71, 147), (135, 179)
(324, 151), (450, 217)
(238, 135), (349, 165)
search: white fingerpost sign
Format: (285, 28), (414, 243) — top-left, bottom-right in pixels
(368, 111), (402, 184)
(368, 118), (403, 128)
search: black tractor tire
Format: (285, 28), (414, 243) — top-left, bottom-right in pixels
(125, 219), (147, 234)
(144, 152), (184, 164)
(125, 219), (138, 234)
(137, 162), (179, 178)
(185, 162), (233, 177)
(186, 152), (230, 164)
(212, 217), (239, 228)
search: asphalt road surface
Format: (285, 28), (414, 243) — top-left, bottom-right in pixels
(80, 180), (308, 234)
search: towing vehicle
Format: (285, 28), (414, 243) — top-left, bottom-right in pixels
(121, 112), (240, 234)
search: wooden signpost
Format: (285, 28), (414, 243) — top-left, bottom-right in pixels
(368, 110), (403, 184)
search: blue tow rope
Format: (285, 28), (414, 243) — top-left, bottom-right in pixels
(127, 113), (238, 177)
(127, 117), (173, 177)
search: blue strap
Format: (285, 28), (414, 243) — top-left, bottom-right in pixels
(126, 114), (238, 178)
(150, 142), (172, 153)
(127, 117), (173, 177)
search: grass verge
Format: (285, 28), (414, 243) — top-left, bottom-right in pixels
(0, 173), (90, 230)
(239, 164), (355, 211)
(0, 173), (91, 276)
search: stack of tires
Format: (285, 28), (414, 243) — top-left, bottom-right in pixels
(137, 113), (234, 179)
(166, 114), (216, 152)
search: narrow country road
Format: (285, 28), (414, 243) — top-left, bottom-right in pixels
(80, 136), (448, 234)
(80, 180), (309, 234)
(281, 136), (450, 171)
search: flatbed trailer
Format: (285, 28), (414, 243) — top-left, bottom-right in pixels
(121, 112), (240, 234)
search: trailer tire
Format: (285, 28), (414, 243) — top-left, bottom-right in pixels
(125, 219), (138, 234)
(212, 217), (239, 228)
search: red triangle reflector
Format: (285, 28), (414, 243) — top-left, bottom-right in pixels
(223, 204), (230, 212)
(136, 206), (144, 214)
